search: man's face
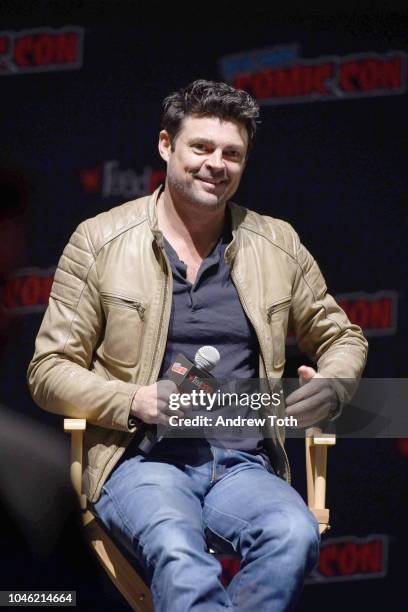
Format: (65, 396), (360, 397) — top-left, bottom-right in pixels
(159, 115), (248, 209)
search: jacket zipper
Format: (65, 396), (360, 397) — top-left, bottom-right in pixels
(231, 270), (292, 485)
(100, 293), (146, 319)
(266, 296), (292, 323)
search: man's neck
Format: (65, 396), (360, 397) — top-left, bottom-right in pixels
(156, 189), (226, 261)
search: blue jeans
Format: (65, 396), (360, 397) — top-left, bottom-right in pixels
(93, 439), (320, 611)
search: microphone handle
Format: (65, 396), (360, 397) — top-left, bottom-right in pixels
(138, 429), (160, 453)
(138, 354), (216, 453)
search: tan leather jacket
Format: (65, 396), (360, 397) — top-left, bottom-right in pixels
(27, 186), (368, 502)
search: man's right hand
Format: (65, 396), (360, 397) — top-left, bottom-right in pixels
(130, 380), (188, 426)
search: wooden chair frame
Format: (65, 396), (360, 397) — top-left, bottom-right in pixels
(64, 419), (335, 611)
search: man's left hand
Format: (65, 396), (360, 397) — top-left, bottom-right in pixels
(285, 366), (338, 428)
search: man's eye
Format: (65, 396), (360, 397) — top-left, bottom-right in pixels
(226, 150), (241, 159)
(193, 144), (207, 151)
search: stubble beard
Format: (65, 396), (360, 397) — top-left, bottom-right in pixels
(167, 172), (228, 211)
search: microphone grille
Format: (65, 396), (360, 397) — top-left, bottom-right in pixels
(194, 346), (220, 372)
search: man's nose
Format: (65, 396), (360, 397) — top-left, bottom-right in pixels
(205, 150), (225, 172)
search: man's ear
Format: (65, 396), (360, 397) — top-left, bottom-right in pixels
(158, 130), (172, 162)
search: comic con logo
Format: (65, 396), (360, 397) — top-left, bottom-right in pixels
(288, 291), (397, 344)
(220, 44), (407, 104)
(336, 291), (398, 337)
(306, 535), (388, 583)
(0, 27), (83, 75)
(2, 268), (55, 314)
(79, 160), (166, 199)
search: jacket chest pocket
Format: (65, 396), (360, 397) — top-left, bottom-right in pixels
(101, 292), (147, 367)
(267, 296), (291, 370)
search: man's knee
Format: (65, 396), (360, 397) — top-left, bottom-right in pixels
(284, 507), (320, 572)
(243, 504), (320, 573)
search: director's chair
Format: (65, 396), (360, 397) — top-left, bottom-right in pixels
(64, 419), (335, 611)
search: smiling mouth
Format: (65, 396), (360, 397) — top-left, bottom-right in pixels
(196, 177), (226, 186)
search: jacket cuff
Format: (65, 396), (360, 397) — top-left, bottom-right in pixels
(125, 385), (142, 432)
(326, 378), (347, 421)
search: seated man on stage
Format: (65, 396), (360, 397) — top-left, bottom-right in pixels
(28, 79), (367, 611)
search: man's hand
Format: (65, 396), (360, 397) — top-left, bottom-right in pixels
(285, 366), (338, 428)
(130, 380), (189, 426)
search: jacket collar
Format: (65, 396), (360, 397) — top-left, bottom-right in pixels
(146, 185), (165, 247)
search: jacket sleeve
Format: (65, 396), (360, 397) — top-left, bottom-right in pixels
(289, 230), (368, 404)
(27, 221), (140, 432)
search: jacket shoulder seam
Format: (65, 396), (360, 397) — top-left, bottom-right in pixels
(240, 224), (298, 261)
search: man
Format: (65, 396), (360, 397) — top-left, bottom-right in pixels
(28, 80), (368, 611)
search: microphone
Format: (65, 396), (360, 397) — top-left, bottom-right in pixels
(195, 345), (221, 371)
(166, 346), (220, 393)
(138, 346), (220, 453)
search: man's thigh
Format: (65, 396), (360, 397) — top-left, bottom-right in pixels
(203, 455), (319, 552)
(93, 455), (207, 561)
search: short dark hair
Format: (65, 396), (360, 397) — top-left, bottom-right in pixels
(161, 79), (260, 156)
